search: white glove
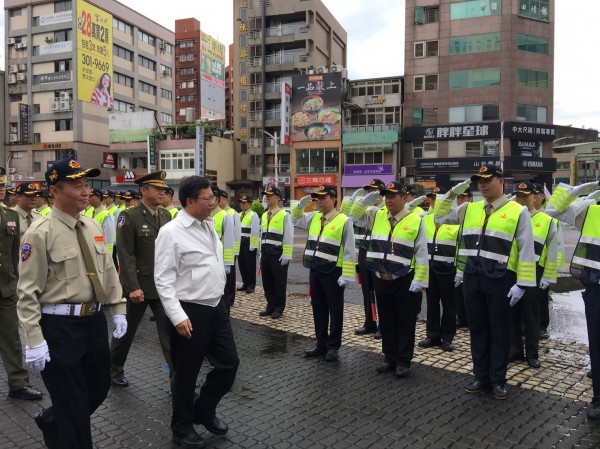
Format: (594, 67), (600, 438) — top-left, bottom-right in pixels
(585, 190), (600, 201)
(454, 272), (463, 288)
(279, 257), (290, 266)
(451, 180), (471, 196)
(297, 195), (312, 209)
(250, 247), (257, 252)
(351, 188), (367, 201)
(409, 281), (422, 293)
(337, 277), (348, 287)
(25, 341), (51, 372)
(225, 265), (231, 274)
(360, 191), (381, 206)
(112, 315), (128, 339)
(573, 181), (600, 197)
(507, 284), (526, 307)
(408, 196), (426, 211)
(539, 279), (551, 290)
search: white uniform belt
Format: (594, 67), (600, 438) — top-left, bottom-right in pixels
(41, 302), (101, 317)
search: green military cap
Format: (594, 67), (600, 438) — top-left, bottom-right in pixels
(135, 170), (168, 188)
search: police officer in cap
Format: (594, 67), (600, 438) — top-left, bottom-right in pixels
(237, 195), (260, 294)
(17, 158), (127, 448)
(210, 187), (236, 312)
(88, 188), (116, 255)
(434, 164), (536, 399)
(13, 183), (41, 241)
(162, 186), (179, 219)
(110, 170), (173, 388)
(35, 190), (52, 217)
(292, 185), (355, 361)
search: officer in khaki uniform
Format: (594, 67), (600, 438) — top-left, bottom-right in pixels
(110, 170), (173, 388)
(0, 173), (43, 401)
(13, 183), (41, 241)
(16, 158), (127, 449)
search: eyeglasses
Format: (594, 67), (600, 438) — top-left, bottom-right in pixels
(195, 195), (216, 202)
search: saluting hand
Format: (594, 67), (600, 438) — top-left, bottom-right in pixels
(129, 289), (144, 303)
(175, 319), (193, 339)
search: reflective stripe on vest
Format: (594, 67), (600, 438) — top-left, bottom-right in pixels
(459, 200), (521, 278)
(571, 205), (600, 284)
(240, 211), (252, 239)
(531, 211), (552, 266)
(366, 209), (421, 277)
(424, 213), (459, 274)
(261, 210), (287, 255)
(303, 212), (347, 273)
(354, 224), (367, 249)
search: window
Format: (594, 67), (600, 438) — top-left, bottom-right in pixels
(10, 94), (23, 102)
(412, 108), (437, 125)
(114, 45), (133, 61)
(33, 104), (41, 114)
(161, 65), (173, 77)
(516, 104), (547, 122)
(179, 40), (194, 48)
(240, 117), (247, 128)
(517, 33), (548, 54)
(54, 59), (72, 72)
(34, 162), (42, 173)
(414, 75), (438, 91)
(240, 35), (247, 47)
(449, 104), (499, 123)
(55, 119), (73, 131)
(163, 43), (173, 54)
(114, 99), (134, 112)
(556, 162), (571, 170)
(517, 68), (548, 88)
(161, 88), (173, 100)
(179, 54), (186, 62)
(465, 141), (481, 156)
(414, 40), (438, 58)
(138, 55), (156, 71)
(240, 62), (247, 75)
(415, 6), (439, 24)
(187, 54), (195, 62)
(160, 151), (195, 170)
(33, 133), (41, 143)
(179, 67), (195, 76)
(113, 18), (132, 35)
(240, 143), (247, 154)
(450, 0), (501, 20)
(9, 8), (22, 17)
(449, 68), (500, 89)
(296, 148), (339, 173)
(450, 33), (501, 55)
(114, 72), (133, 87)
(180, 81), (195, 89)
(413, 142), (438, 159)
(54, 1), (72, 13)
(139, 81), (157, 96)
(345, 152), (384, 165)
(160, 112), (173, 124)
(240, 90), (247, 102)
(518, 0), (550, 21)
(138, 30), (156, 46)
(54, 29), (73, 42)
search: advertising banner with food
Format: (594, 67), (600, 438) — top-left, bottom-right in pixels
(291, 73), (342, 142)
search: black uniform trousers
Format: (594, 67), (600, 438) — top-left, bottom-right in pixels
(583, 284), (600, 403)
(540, 285), (550, 330)
(170, 300), (239, 438)
(455, 283), (469, 326)
(510, 266), (543, 360)
(0, 294), (29, 391)
(261, 253), (288, 314)
(357, 247), (377, 330)
(222, 264), (236, 312)
(426, 270), (457, 344)
(238, 239), (257, 290)
(373, 272), (420, 368)
(310, 267), (345, 351)
(110, 297), (174, 382)
(38, 312), (110, 449)
(463, 270), (516, 387)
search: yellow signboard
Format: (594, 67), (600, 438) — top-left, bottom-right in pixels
(77, 0), (113, 108)
(201, 32), (225, 62)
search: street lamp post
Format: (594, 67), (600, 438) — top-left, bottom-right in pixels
(261, 129), (278, 183)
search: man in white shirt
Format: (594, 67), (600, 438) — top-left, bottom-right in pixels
(154, 176), (239, 449)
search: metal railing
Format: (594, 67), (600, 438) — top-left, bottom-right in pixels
(265, 24), (295, 37)
(265, 53), (295, 65)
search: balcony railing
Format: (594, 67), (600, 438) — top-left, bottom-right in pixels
(297, 166), (338, 174)
(265, 164), (290, 176)
(265, 24), (295, 37)
(265, 53), (295, 65)
(248, 166), (263, 176)
(265, 109), (281, 121)
(265, 82), (281, 93)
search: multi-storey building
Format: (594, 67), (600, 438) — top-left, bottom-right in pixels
(230, 0), (347, 200)
(403, 0), (556, 190)
(225, 43), (234, 131)
(4, 0), (175, 185)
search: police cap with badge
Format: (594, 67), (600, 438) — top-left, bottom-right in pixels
(103, 190), (116, 200)
(426, 186), (448, 198)
(134, 170), (168, 189)
(239, 195), (253, 203)
(458, 188), (473, 198)
(311, 185), (337, 198)
(14, 183), (41, 195)
(513, 181), (536, 195)
(470, 164), (503, 182)
(90, 188), (103, 199)
(380, 181), (408, 196)
(363, 178), (386, 191)
(262, 185), (282, 198)
(45, 158), (100, 186)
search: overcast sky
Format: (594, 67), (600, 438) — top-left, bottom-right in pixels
(2, 0), (599, 131)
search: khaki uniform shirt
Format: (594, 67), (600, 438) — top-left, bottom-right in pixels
(13, 205), (40, 242)
(16, 207), (126, 347)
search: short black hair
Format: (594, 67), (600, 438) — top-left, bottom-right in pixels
(179, 176), (211, 208)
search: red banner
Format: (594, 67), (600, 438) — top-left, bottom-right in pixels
(296, 174), (335, 186)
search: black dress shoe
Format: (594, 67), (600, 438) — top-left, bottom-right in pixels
(355, 326), (377, 335)
(325, 349), (339, 362)
(442, 342), (454, 352)
(258, 309), (273, 317)
(508, 353), (524, 363)
(236, 285), (247, 291)
(492, 385), (507, 400)
(246, 288), (255, 294)
(8, 385), (43, 400)
(304, 346), (326, 357)
(395, 366), (410, 378)
(35, 408), (58, 449)
(172, 432), (205, 449)
(198, 416), (228, 435)
(464, 380), (489, 394)
(588, 402), (600, 420)
(271, 312), (282, 319)
(527, 358), (541, 369)
(588, 369), (593, 379)
(373, 329), (382, 340)
(376, 361), (396, 373)
(540, 328), (549, 339)
(418, 338), (441, 349)
(111, 376), (129, 387)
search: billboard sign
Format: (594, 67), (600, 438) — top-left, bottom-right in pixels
(18, 104), (30, 143)
(76, 0), (113, 108)
(291, 72), (342, 142)
(281, 83), (291, 145)
(200, 53), (225, 87)
(39, 10), (72, 26)
(109, 111), (154, 143)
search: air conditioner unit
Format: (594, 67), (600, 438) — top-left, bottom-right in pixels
(60, 100), (71, 111)
(329, 64), (343, 73)
(160, 68), (167, 77)
(16, 42), (27, 49)
(316, 66), (328, 74)
(340, 68), (348, 79)
(60, 91), (70, 100)
(9, 65), (18, 73)
(7, 37), (16, 45)
(7, 75), (16, 84)
(9, 134), (18, 142)
(16, 73), (26, 82)
(18, 64), (26, 71)
(51, 101), (60, 112)
(10, 126), (17, 134)
(45, 36), (53, 43)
